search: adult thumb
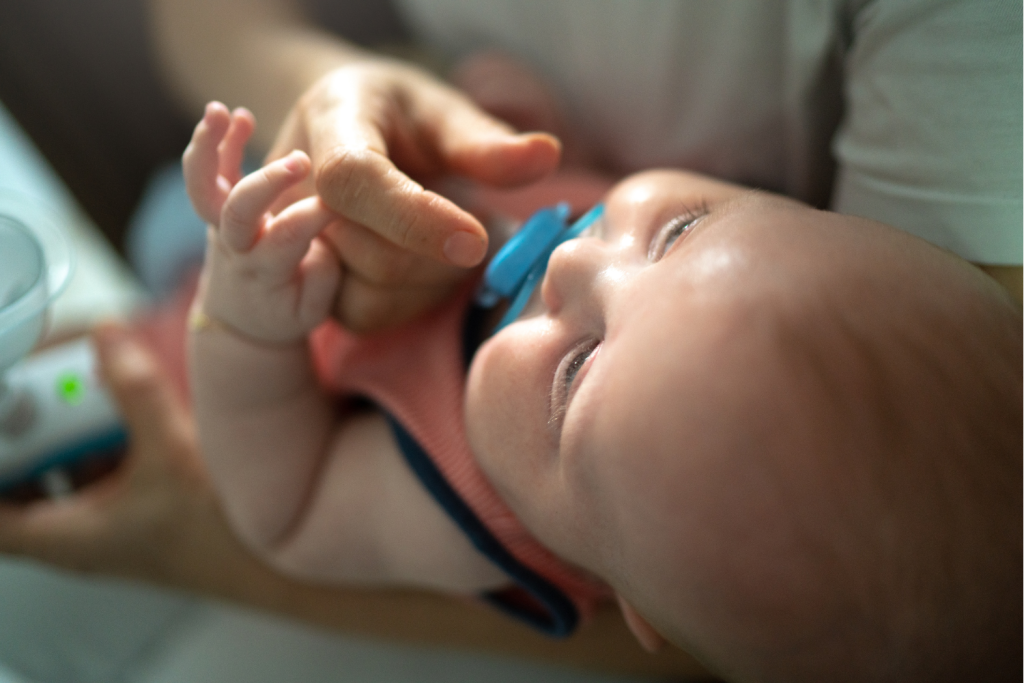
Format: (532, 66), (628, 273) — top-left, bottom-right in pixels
(92, 323), (188, 460)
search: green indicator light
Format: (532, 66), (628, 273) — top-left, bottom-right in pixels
(56, 372), (86, 405)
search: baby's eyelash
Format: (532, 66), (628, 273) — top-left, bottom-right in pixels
(563, 345), (593, 394)
(649, 201), (710, 261)
(549, 339), (600, 427)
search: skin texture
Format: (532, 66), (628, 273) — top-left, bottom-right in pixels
(467, 170), (1022, 682)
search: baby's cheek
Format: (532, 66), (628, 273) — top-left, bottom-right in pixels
(465, 338), (530, 493)
(464, 344), (500, 461)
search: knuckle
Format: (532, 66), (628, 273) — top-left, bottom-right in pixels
(220, 195), (249, 232)
(316, 147), (364, 204)
(316, 147), (432, 257)
(385, 199), (421, 251)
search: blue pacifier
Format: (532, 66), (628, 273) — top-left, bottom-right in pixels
(476, 202), (605, 331)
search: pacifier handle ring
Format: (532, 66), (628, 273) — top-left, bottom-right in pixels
(493, 203), (605, 332)
(477, 203), (571, 307)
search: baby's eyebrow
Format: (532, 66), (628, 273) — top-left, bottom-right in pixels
(675, 190), (762, 239)
(656, 193), (734, 246)
(708, 190), (763, 218)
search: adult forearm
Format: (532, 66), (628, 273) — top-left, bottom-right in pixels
(147, 0), (366, 150)
(164, 489), (710, 681)
(189, 325), (336, 549)
(979, 265), (1023, 307)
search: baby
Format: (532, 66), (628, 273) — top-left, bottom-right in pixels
(184, 104), (1021, 683)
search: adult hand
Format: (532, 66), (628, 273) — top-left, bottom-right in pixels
(450, 51), (596, 171)
(265, 56), (562, 332)
(0, 324), (222, 586)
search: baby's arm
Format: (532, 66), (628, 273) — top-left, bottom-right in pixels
(184, 103), (506, 591)
(184, 102), (339, 548)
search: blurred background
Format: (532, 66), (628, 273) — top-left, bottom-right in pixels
(0, 0), (409, 254)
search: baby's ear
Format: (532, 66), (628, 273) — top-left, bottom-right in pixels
(616, 594), (668, 653)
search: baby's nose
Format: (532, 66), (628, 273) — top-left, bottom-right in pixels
(540, 237), (608, 316)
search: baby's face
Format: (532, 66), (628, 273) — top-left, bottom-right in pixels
(465, 169), (906, 644)
(467, 168), (1022, 678)
(468, 170), (800, 554)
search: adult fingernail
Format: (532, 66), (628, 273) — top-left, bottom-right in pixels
(444, 231), (487, 267)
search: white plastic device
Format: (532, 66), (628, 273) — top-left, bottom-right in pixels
(0, 191), (126, 497)
(0, 337), (125, 495)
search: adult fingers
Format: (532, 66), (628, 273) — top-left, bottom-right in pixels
(0, 484), (115, 571)
(450, 51), (566, 137)
(220, 151), (311, 252)
(297, 238), (342, 327)
(334, 276), (457, 334)
(264, 108), (316, 214)
(92, 324), (194, 474)
(322, 216), (464, 289)
(426, 93), (562, 187)
(313, 141), (491, 268)
(218, 108), (256, 186)
(0, 324), (192, 572)
(300, 77), (490, 268)
(183, 101), (233, 224)
(310, 87), (559, 267)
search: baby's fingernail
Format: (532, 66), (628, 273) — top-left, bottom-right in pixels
(284, 151), (306, 174)
(444, 231), (487, 267)
(204, 101), (225, 119)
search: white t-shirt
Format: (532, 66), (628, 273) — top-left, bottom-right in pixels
(394, 0), (1022, 264)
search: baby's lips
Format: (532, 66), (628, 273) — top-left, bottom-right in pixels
(444, 230), (488, 267)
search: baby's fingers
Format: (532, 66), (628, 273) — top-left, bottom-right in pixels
(252, 196), (337, 283)
(220, 151), (311, 252)
(217, 108), (256, 186)
(183, 102), (232, 223)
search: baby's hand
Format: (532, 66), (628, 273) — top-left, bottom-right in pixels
(183, 103), (340, 344)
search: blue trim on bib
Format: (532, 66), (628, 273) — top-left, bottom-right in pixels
(386, 415), (579, 637)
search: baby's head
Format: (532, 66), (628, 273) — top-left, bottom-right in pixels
(465, 170), (1022, 682)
